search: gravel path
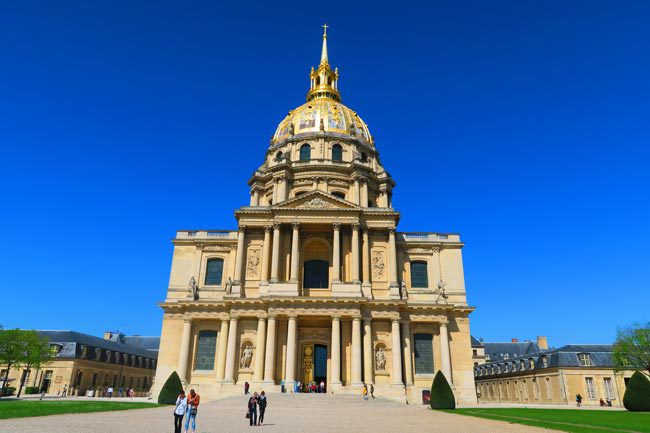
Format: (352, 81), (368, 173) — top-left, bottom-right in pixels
(0, 394), (555, 433)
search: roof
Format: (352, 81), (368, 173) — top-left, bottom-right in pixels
(122, 336), (160, 353)
(471, 336), (483, 347)
(483, 341), (541, 362)
(38, 330), (158, 359)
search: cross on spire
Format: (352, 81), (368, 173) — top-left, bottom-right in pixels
(322, 23), (329, 37)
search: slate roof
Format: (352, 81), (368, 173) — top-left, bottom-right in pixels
(38, 330), (158, 360)
(483, 341), (541, 362)
(470, 336), (483, 347)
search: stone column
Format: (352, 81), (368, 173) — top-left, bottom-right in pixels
(354, 178), (361, 205)
(361, 179), (368, 207)
(263, 315), (277, 384)
(363, 317), (373, 384)
(388, 227), (399, 289)
(362, 229), (371, 287)
(178, 319), (192, 383)
(391, 319), (403, 385)
(285, 316), (298, 387)
(332, 223), (341, 282)
(351, 316), (362, 386)
(277, 176), (287, 202)
(270, 223), (281, 283)
(272, 178), (278, 204)
(351, 223), (360, 284)
(216, 319), (229, 380)
(224, 317), (239, 383)
(234, 226), (246, 285)
(401, 321), (413, 385)
(253, 318), (266, 382)
(250, 188), (260, 206)
(289, 222), (300, 283)
(330, 316), (342, 385)
(260, 226), (272, 285)
(440, 322), (452, 383)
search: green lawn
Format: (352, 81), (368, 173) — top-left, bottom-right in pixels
(0, 400), (161, 419)
(446, 408), (650, 433)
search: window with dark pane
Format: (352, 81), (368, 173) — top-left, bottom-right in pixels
(332, 144), (343, 161)
(300, 144), (311, 161)
(194, 330), (217, 370)
(410, 261), (429, 288)
(205, 258), (224, 286)
(414, 333), (434, 374)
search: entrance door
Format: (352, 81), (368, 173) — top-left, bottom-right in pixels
(303, 259), (329, 288)
(40, 370), (52, 393)
(314, 344), (327, 390)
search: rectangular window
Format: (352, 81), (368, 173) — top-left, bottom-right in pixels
(585, 377), (596, 399)
(194, 330), (218, 370)
(205, 259), (224, 286)
(410, 261), (429, 288)
(603, 377), (614, 400)
(579, 353), (591, 366)
(413, 333), (434, 374)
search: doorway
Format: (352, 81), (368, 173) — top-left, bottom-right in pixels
(303, 259), (329, 288)
(301, 343), (327, 390)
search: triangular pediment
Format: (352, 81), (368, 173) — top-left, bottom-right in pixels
(274, 190), (360, 210)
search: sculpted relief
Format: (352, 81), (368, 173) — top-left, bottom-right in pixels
(371, 251), (386, 281)
(246, 248), (261, 279)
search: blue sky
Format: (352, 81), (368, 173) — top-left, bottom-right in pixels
(1, 1), (648, 347)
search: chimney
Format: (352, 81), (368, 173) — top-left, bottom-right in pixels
(537, 336), (549, 350)
(511, 338), (519, 343)
(103, 331), (113, 340)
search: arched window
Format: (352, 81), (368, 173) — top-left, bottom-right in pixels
(300, 144), (311, 162)
(205, 258), (224, 286)
(331, 191), (345, 200)
(194, 330), (217, 370)
(360, 152), (368, 163)
(410, 261), (429, 288)
(275, 151), (283, 161)
(414, 333), (434, 374)
(332, 144), (343, 161)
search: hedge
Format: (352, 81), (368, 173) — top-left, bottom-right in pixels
(430, 370), (455, 409)
(157, 371), (183, 405)
(623, 371), (650, 412)
(24, 386), (40, 394)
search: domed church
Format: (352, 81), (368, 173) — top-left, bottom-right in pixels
(152, 27), (477, 403)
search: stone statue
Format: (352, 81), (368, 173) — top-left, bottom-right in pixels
(437, 280), (448, 303)
(240, 344), (253, 369)
(225, 277), (233, 294)
(188, 276), (199, 300)
(400, 281), (407, 299)
(375, 347), (387, 371)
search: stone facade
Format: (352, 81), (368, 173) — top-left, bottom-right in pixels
(152, 28), (476, 404)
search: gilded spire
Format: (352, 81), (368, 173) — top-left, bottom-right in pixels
(320, 23), (329, 64)
(307, 24), (341, 102)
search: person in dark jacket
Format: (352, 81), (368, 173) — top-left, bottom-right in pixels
(257, 391), (268, 425)
(247, 392), (258, 426)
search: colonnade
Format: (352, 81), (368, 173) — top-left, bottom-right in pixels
(175, 315), (453, 388)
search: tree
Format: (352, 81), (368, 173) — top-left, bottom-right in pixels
(15, 332), (51, 398)
(430, 370), (455, 409)
(0, 329), (26, 396)
(614, 322), (650, 374)
(157, 371), (183, 404)
(623, 371), (650, 412)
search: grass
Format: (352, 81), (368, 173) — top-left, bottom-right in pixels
(445, 408), (650, 433)
(0, 400), (162, 419)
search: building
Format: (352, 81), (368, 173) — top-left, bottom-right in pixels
(0, 331), (159, 397)
(152, 27), (476, 404)
(471, 336), (485, 366)
(474, 343), (634, 407)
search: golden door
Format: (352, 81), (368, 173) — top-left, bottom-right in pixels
(302, 344), (314, 386)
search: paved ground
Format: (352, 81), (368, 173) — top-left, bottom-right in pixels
(0, 394), (556, 433)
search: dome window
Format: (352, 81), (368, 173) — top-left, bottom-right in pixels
(299, 144), (311, 162)
(275, 151), (284, 162)
(332, 191), (345, 200)
(332, 144), (343, 162)
(360, 152), (368, 163)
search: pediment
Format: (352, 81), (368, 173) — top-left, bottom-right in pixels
(274, 190), (360, 210)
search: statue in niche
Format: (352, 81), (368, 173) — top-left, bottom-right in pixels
(437, 280), (448, 303)
(188, 276), (199, 300)
(225, 277), (233, 294)
(240, 344), (253, 369)
(375, 346), (387, 371)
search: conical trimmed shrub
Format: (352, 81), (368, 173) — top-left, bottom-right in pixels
(158, 371), (183, 405)
(623, 371), (650, 412)
(430, 370), (455, 409)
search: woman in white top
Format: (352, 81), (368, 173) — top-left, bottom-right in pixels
(174, 390), (187, 433)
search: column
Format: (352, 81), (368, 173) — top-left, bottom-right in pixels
(330, 316), (342, 385)
(391, 319), (403, 385)
(272, 179), (278, 204)
(289, 222), (300, 283)
(250, 188), (260, 206)
(351, 223), (360, 284)
(363, 317), (373, 384)
(260, 226), (272, 284)
(224, 317), (239, 383)
(285, 316), (298, 387)
(401, 321), (413, 385)
(277, 176), (287, 202)
(361, 180), (368, 207)
(253, 318), (266, 382)
(351, 316), (362, 385)
(270, 223), (281, 283)
(216, 319), (229, 380)
(234, 226), (246, 284)
(362, 229), (371, 286)
(432, 247), (442, 287)
(388, 227), (398, 288)
(332, 223), (341, 282)
(263, 315), (277, 383)
(440, 322), (452, 383)
(178, 319), (192, 383)
(354, 178), (361, 205)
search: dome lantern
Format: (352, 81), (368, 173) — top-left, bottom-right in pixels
(306, 24), (341, 103)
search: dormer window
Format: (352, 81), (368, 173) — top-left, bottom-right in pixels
(578, 353), (591, 366)
(529, 358), (535, 369)
(520, 360), (525, 370)
(541, 355), (548, 368)
(503, 353), (510, 360)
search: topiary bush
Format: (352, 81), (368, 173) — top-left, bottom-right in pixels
(157, 371), (183, 405)
(1, 387), (16, 396)
(623, 371), (650, 412)
(24, 386), (39, 394)
(430, 370), (455, 409)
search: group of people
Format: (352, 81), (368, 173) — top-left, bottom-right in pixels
(247, 391), (268, 426)
(173, 389), (201, 433)
(362, 383), (375, 400)
(575, 394), (613, 407)
(292, 380), (326, 393)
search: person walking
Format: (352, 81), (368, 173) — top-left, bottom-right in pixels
(173, 390), (187, 433)
(244, 381), (250, 395)
(185, 389), (200, 433)
(320, 380), (325, 394)
(576, 394), (583, 407)
(257, 391), (267, 425)
(362, 384), (369, 401)
(118, 386), (123, 397)
(247, 392), (258, 426)
(107, 386), (113, 398)
(370, 383), (375, 399)
(61, 384), (67, 397)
